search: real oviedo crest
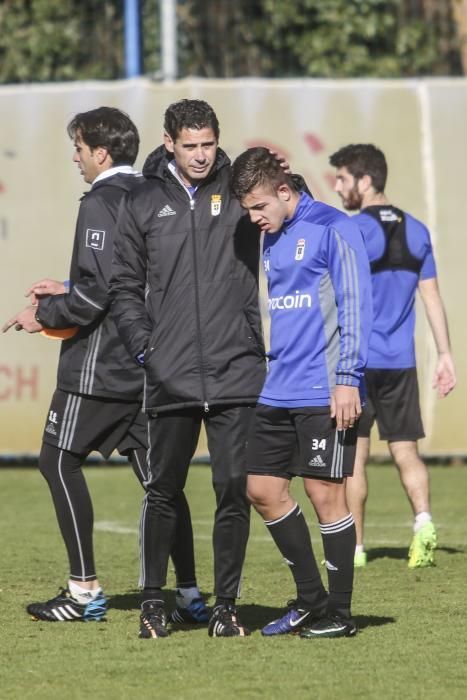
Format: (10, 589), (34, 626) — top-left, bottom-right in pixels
(295, 238), (305, 261)
(211, 194), (222, 216)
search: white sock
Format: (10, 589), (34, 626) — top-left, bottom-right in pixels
(413, 512), (432, 533)
(175, 586), (201, 607)
(68, 580), (102, 604)
(355, 544), (365, 555)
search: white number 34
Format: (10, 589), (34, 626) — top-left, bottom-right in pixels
(312, 438), (326, 450)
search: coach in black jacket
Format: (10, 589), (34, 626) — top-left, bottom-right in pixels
(111, 99), (266, 638)
(3, 108), (203, 625)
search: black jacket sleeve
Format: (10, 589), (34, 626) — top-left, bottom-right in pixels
(36, 194), (115, 329)
(109, 194), (152, 361)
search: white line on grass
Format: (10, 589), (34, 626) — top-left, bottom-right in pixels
(95, 520), (466, 546)
(95, 520), (271, 541)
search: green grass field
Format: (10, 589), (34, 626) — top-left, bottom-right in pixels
(1, 463), (466, 699)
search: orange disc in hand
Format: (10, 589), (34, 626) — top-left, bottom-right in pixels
(40, 327), (78, 340)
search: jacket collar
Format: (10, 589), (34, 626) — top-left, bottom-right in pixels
(92, 165), (140, 186)
(283, 191), (315, 229)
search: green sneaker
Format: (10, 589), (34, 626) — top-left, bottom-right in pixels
(408, 521), (437, 568)
(354, 551), (367, 568)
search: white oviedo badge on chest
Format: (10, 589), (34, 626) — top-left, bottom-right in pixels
(211, 194), (221, 216)
(295, 238), (305, 261)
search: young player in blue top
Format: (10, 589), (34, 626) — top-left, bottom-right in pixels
(330, 144), (456, 569)
(231, 147), (372, 639)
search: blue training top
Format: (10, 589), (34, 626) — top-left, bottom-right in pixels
(354, 205), (437, 369)
(259, 192), (372, 408)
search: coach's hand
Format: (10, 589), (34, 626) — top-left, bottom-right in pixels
(331, 385), (362, 431)
(269, 150), (291, 174)
(25, 278), (66, 305)
(2, 305), (43, 334)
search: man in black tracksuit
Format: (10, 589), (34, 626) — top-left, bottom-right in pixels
(110, 99), (266, 638)
(3, 107), (205, 624)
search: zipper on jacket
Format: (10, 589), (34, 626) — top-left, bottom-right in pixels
(189, 197), (209, 413)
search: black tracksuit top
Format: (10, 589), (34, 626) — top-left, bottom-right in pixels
(110, 146), (266, 413)
(37, 173), (144, 401)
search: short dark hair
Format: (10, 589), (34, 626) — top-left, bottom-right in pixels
(67, 107), (139, 166)
(231, 147), (294, 200)
(329, 144), (387, 193)
(164, 99), (220, 142)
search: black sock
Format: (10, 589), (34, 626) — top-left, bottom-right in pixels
(176, 579), (198, 589)
(266, 503), (327, 612)
(142, 588), (164, 608)
(320, 513), (356, 618)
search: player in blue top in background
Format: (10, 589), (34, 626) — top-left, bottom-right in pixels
(329, 144), (456, 569)
(231, 147), (372, 639)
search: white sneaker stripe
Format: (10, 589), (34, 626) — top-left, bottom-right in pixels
(313, 623), (346, 635)
(58, 606), (74, 620)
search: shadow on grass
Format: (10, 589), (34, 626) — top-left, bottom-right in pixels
(367, 547), (408, 561)
(109, 589), (212, 611)
(366, 545), (464, 562)
(108, 591), (142, 610)
(242, 606), (396, 632)
(353, 614), (396, 630)
(229, 603), (291, 631)
(107, 593), (395, 632)
(437, 545), (465, 555)
(108, 595), (304, 632)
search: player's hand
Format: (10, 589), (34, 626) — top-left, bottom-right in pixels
(330, 385), (362, 431)
(269, 150), (291, 174)
(25, 278), (66, 305)
(433, 352), (456, 398)
(2, 305), (43, 334)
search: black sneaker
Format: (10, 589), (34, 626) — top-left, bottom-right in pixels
(139, 601), (169, 639)
(300, 614), (357, 639)
(208, 604), (250, 637)
(27, 587), (107, 622)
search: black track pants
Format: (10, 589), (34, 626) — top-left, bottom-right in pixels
(129, 448), (197, 587)
(38, 442), (97, 581)
(38, 443), (198, 585)
(141, 405), (252, 599)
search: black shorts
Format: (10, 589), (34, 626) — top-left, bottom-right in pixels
(246, 403), (358, 480)
(358, 368), (425, 441)
(42, 389), (147, 458)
